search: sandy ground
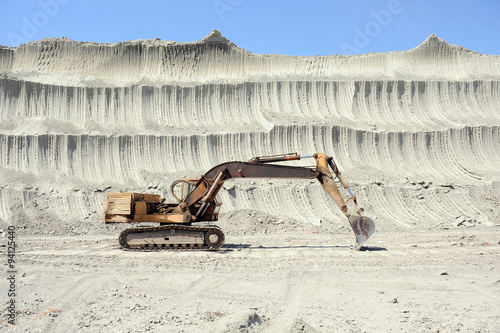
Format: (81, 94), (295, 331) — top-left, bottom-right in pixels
(1, 227), (499, 332)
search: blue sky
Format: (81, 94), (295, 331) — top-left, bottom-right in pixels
(1, 0), (499, 55)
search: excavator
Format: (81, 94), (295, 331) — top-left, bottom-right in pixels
(103, 153), (375, 251)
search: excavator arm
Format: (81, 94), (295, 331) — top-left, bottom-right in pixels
(183, 152), (375, 249)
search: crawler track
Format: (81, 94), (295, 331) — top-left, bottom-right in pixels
(119, 225), (224, 251)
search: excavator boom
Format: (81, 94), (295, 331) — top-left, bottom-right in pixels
(103, 153), (375, 250)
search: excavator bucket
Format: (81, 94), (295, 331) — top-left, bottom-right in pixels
(348, 214), (376, 250)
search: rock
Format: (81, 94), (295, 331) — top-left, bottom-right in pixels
(246, 313), (262, 326)
(309, 217), (322, 226)
(462, 219), (475, 227)
(288, 318), (320, 333)
(455, 216), (465, 227)
(223, 184), (235, 192)
(232, 312), (263, 332)
(391, 298), (398, 303)
(477, 215), (492, 226)
(440, 271), (449, 276)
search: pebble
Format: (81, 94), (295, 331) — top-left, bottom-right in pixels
(455, 217), (465, 227)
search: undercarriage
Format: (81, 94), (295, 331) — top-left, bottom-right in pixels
(119, 225), (225, 251)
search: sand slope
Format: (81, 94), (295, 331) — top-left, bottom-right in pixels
(0, 30), (499, 234)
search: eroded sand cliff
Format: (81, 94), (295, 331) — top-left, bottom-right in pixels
(1, 30), (499, 235)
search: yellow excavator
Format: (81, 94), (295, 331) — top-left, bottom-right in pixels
(103, 153), (375, 251)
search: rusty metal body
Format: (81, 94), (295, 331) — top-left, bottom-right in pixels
(103, 153), (375, 250)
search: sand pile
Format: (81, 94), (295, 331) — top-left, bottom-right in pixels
(0, 30), (499, 235)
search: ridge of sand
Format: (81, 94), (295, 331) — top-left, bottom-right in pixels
(1, 78), (500, 134)
(1, 31), (500, 88)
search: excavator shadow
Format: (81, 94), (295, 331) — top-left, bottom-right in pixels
(223, 244), (352, 250)
(358, 246), (387, 251)
(222, 244), (252, 249)
(221, 244), (387, 251)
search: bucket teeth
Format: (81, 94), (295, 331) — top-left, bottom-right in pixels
(348, 214), (376, 250)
